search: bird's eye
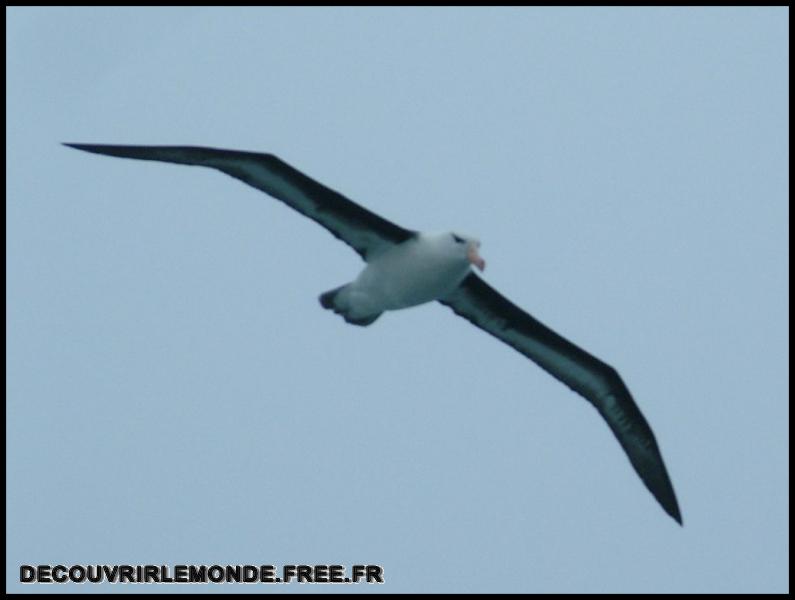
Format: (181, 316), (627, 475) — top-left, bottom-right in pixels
(451, 234), (466, 244)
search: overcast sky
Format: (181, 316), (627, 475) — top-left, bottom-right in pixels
(7, 7), (789, 593)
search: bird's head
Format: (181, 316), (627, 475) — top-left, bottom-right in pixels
(448, 232), (485, 272)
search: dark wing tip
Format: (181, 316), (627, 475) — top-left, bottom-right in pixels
(657, 485), (683, 526)
(666, 494), (683, 526)
(622, 418), (683, 527)
(635, 444), (682, 526)
(62, 143), (283, 168)
(62, 143), (214, 165)
(63, 142), (125, 155)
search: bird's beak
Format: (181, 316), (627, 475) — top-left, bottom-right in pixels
(467, 243), (486, 272)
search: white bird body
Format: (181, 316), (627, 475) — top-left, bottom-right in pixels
(328, 232), (481, 323)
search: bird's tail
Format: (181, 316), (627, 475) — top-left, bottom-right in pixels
(319, 285), (381, 327)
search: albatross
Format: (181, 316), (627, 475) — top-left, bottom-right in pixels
(64, 143), (682, 525)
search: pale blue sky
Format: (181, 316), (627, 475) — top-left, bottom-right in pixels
(7, 7), (789, 593)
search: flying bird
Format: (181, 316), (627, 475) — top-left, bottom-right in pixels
(64, 143), (682, 524)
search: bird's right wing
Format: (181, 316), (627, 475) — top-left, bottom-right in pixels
(64, 144), (416, 260)
(440, 272), (682, 524)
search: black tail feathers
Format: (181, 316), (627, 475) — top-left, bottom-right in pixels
(319, 286), (344, 310)
(318, 285), (382, 327)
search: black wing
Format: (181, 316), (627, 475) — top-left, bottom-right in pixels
(64, 144), (416, 260)
(440, 273), (682, 524)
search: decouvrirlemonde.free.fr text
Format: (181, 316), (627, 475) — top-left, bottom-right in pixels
(20, 564), (384, 585)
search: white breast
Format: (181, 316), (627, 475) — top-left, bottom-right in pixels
(348, 233), (472, 313)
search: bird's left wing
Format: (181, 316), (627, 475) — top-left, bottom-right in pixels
(439, 272), (682, 524)
(63, 144), (416, 260)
